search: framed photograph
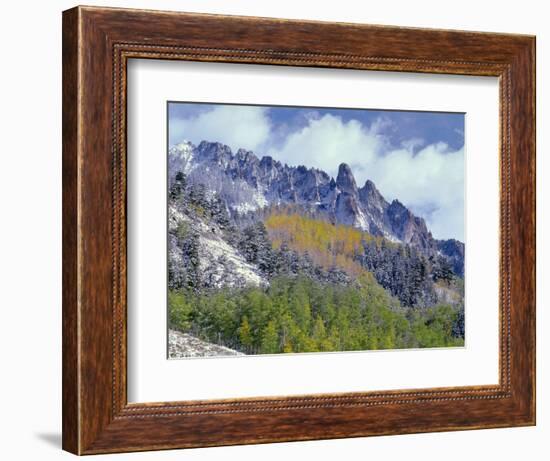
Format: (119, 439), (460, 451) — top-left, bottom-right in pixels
(62, 6), (535, 455)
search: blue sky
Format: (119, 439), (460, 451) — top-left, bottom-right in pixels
(168, 102), (465, 241)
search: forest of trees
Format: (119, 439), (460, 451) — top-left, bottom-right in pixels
(264, 209), (457, 308)
(169, 275), (464, 354)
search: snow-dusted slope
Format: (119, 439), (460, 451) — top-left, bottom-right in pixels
(169, 204), (266, 289)
(168, 330), (244, 358)
(197, 223), (265, 288)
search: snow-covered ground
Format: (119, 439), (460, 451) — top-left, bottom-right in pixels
(198, 226), (266, 288)
(168, 329), (244, 358)
(169, 203), (267, 289)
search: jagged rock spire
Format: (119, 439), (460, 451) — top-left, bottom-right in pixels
(336, 163), (358, 195)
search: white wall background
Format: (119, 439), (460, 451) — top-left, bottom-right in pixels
(0, 1), (546, 459)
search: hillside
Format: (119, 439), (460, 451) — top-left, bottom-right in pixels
(167, 164), (465, 356)
(264, 209), (459, 308)
(265, 208), (377, 278)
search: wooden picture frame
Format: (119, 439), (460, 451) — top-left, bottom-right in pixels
(62, 5), (536, 455)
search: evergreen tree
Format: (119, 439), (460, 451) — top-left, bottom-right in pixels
(452, 306), (465, 338)
(260, 320), (279, 354)
(238, 316), (253, 353)
(181, 230), (200, 290)
(170, 171), (187, 200)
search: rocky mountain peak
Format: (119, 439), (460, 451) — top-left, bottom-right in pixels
(172, 139), (193, 152)
(336, 163), (358, 195)
(359, 179), (387, 208)
(259, 155), (279, 170)
(236, 148), (254, 160)
(386, 199), (432, 249)
(361, 179), (379, 196)
(197, 141), (232, 165)
(387, 199), (408, 218)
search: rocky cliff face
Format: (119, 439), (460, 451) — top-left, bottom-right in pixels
(436, 238), (465, 277)
(169, 140), (464, 275)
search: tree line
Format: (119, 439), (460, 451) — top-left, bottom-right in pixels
(169, 275), (464, 354)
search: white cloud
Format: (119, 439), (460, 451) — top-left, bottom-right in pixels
(369, 143), (464, 241)
(268, 114), (464, 241)
(401, 137), (425, 152)
(266, 113), (383, 175)
(169, 105), (271, 152)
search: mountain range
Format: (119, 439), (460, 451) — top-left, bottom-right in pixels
(169, 140), (464, 276)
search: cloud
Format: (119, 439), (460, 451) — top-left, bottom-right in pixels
(169, 105), (271, 152)
(266, 113), (384, 175)
(268, 114), (464, 241)
(401, 137), (425, 152)
(370, 143), (464, 241)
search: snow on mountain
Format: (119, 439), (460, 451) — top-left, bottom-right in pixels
(169, 203), (266, 289)
(169, 140), (464, 275)
(168, 141), (195, 187)
(198, 224), (266, 288)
